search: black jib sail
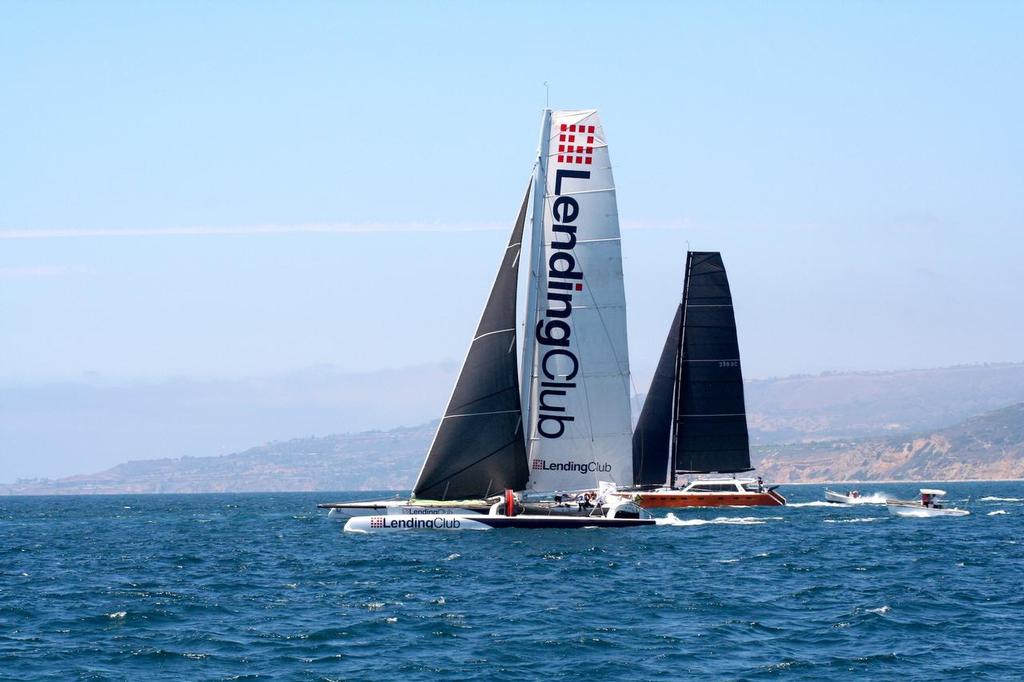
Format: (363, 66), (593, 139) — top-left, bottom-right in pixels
(632, 302), (682, 487)
(674, 252), (751, 474)
(412, 183), (532, 500)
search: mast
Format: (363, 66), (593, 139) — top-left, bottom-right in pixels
(668, 252), (692, 489)
(521, 109), (551, 465)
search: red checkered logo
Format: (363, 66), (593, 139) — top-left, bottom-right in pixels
(556, 123), (596, 165)
(370, 516), (385, 528)
(532, 459), (546, 470)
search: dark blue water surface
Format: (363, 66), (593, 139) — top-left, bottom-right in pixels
(2, 482), (1022, 680)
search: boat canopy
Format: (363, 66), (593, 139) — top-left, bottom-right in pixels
(920, 489), (947, 496)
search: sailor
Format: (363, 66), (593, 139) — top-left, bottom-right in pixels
(756, 476), (764, 493)
(579, 492), (594, 511)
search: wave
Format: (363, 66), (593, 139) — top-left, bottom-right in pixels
(788, 501), (833, 508)
(979, 496), (1022, 502)
(866, 605), (891, 615)
(988, 510), (1008, 516)
(843, 493), (890, 504)
(656, 514), (780, 527)
(824, 517), (882, 524)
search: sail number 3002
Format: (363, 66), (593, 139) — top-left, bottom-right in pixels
(718, 361), (739, 368)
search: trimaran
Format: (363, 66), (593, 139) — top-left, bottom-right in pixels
(323, 109), (655, 531)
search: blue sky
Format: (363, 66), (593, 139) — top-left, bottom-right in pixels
(2, 1), (1022, 386)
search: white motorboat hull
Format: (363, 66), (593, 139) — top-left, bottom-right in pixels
(886, 502), (970, 518)
(825, 489), (886, 505)
(825, 489), (855, 504)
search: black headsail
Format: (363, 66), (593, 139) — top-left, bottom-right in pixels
(632, 302), (682, 487)
(412, 183), (531, 500)
(673, 252), (752, 475)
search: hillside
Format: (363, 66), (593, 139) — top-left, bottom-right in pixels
(1, 424), (434, 495)
(745, 363), (1024, 443)
(3, 363), (1023, 494)
(756, 402), (1024, 483)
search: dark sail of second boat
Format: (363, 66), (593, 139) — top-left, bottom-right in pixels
(633, 251), (753, 487)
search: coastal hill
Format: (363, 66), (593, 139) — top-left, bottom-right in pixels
(3, 364), (1023, 494)
(757, 402), (1024, 483)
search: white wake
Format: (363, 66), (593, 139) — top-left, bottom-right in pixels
(656, 514), (782, 527)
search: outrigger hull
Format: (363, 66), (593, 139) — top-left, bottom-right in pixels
(344, 513), (656, 532)
(631, 489), (786, 508)
(318, 500), (489, 518)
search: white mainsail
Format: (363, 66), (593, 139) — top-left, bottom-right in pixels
(523, 109), (633, 491)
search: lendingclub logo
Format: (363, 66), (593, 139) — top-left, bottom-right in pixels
(531, 459), (611, 474)
(370, 516), (462, 530)
(535, 167), (592, 440)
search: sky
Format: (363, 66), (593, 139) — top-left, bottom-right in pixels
(2, 2), (1023, 477)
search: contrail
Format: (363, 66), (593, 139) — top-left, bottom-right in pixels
(0, 221), (688, 240)
(0, 222), (505, 239)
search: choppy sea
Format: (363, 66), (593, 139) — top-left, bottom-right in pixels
(2, 481), (1022, 680)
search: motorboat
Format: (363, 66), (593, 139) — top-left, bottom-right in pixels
(886, 489), (970, 517)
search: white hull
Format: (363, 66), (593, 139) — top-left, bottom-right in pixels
(886, 502), (970, 518)
(825, 489), (887, 505)
(344, 513), (655, 533)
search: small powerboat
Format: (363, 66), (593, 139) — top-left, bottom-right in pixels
(886, 489), (970, 517)
(825, 488), (863, 504)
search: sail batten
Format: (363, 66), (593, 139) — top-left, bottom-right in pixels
(412, 182), (533, 500)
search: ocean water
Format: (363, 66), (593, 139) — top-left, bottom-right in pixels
(2, 482), (1022, 681)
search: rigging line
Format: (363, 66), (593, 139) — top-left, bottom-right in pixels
(443, 409), (521, 419)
